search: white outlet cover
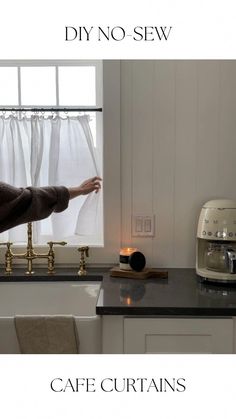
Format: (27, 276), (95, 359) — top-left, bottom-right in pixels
(132, 215), (155, 237)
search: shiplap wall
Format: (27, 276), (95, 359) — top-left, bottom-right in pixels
(121, 60), (236, 268)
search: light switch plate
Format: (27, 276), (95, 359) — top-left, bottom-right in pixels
(132, 215), (155, 237)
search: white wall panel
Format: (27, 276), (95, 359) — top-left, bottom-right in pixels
(121, 61), (133, 248)
(218, 61), (236, 198)
(131, 61), (154, 265)
(152, 61), (175, 267)
(174, 61), (198, 266)
(196, 61), (220, 203)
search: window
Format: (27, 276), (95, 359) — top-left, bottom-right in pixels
(0, 60), (103, 246)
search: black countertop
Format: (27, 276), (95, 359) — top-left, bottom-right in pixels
(0, 268), (103, 282)
(96, 268), (236, 316)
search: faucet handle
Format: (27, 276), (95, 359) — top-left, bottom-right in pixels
(47, 241), (67, 247)
(47, 241), (67, 252)
(0, 242), (13, 274)
(0, 242), (13, 248)
(77, 246), (89, 276)
(78, 246), (89, 257)
(46, 241), (67, 275)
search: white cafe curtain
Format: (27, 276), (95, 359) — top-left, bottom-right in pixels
(0, 114), (103, 245)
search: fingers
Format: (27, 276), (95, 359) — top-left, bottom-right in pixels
(93, 180), (101, 193)
(78, 177), (102, 196)
(91, 176), (102, 193)
(92, 176), (102, 182)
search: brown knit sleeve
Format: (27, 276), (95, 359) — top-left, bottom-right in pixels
(0, 182), (70, 233)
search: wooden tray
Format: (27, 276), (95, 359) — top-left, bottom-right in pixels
(110, 266), (168, 279)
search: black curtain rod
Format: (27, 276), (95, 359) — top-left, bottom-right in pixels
(0, 107), (103, 112)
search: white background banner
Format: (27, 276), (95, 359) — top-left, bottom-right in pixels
(0, 355), (235, 419)
(0, 0), (235, 59)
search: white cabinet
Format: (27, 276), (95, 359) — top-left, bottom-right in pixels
(102, 316), (234, 354)
(124, 318), (233, 354)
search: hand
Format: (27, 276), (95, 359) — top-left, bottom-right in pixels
(78, 176), (102, 195)
(68, 177), (102, 199)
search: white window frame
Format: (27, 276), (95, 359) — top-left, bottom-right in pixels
(0, 59), (103, 104)
(0, 60), (121, 266)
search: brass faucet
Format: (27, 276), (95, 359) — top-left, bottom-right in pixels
(77, 246), (89, 276)
(0, 222), (67, 275)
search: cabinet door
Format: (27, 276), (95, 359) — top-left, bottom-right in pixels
(124, 318), (233, 354)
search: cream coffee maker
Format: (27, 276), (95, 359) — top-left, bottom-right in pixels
(196, 199), (236, 283)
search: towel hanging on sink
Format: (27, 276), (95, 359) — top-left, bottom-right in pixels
(14, 315), (80, 354)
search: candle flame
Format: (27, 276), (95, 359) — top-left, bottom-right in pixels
(126, 297), (132, 305)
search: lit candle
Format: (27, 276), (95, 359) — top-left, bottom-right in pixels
(120, 247), (138, 270)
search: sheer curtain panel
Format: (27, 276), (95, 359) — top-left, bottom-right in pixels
(0, 114), (103, 246)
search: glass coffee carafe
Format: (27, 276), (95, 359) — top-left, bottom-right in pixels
(205, 242), (236, 273)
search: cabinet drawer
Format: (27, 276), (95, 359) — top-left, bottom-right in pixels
(124, 318), (233, 354)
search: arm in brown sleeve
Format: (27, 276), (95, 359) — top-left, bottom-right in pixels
(0, 182), (70, 233)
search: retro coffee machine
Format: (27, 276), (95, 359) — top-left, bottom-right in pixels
(196, 200), (236, 283)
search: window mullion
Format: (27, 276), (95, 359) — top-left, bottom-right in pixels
(17, 66), (21, 106)
(55, 66), (59, 106)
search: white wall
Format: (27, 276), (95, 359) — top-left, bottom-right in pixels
(121, 60), (236, 268)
